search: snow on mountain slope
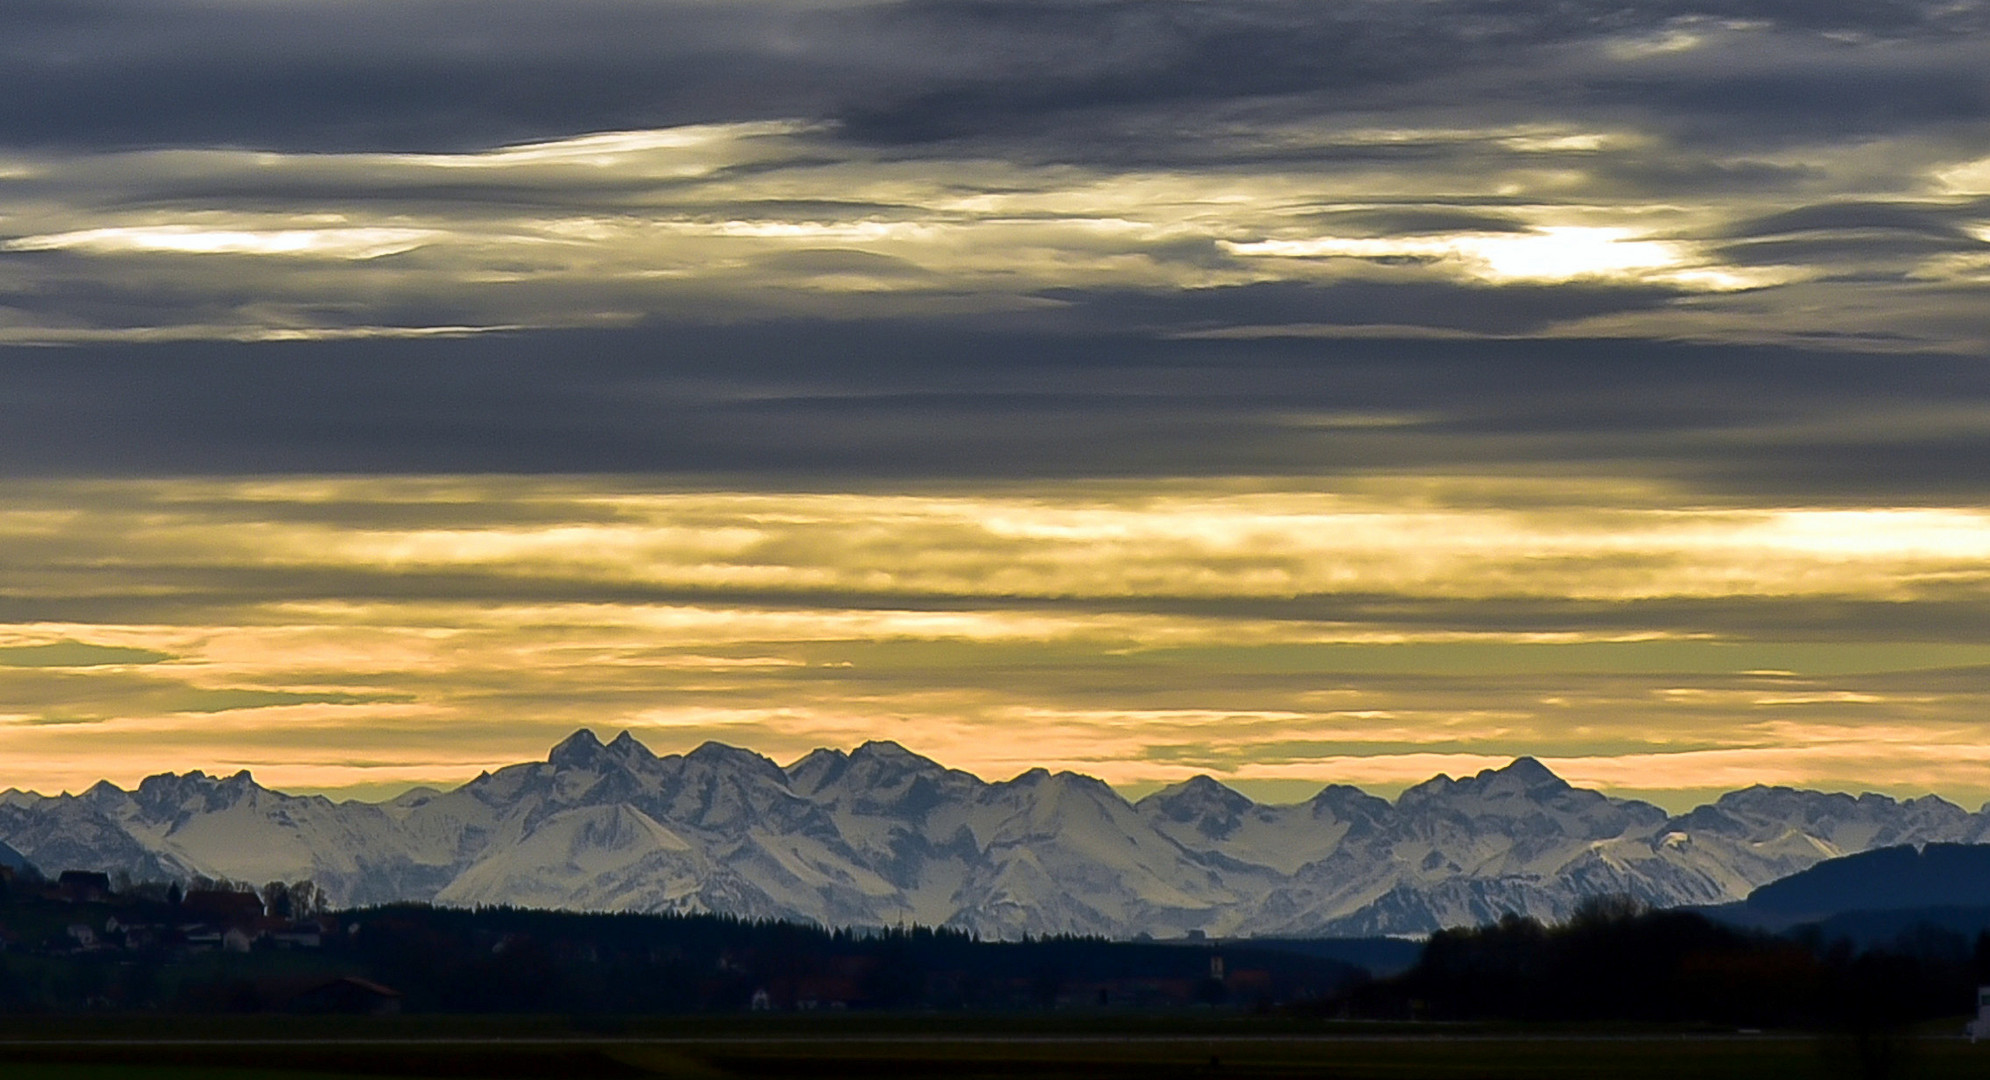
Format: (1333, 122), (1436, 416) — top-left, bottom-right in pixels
(436, 803), (711, 912)
(1388, 758), (1671, 875)
(81, 770), (445, 904)
(1137, 776), (1390, 877)
(35, 770), (462, 905)
(946, 768), (1247, 938)
(1624, 786), (1988, 906)
(3, 732), (1985, 938)
(0, 791), (190, 884)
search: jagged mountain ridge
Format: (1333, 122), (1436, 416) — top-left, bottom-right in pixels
(3, 730), (1986, 937)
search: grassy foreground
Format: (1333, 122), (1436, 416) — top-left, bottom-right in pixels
(0, 1015), (1984, 1079)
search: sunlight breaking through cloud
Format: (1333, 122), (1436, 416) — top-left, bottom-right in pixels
(1227, 227), (1696, 285)
(5, 225), (438, 259)
(0, 113), (1980, 345)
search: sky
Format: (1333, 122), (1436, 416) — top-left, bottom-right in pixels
(3, 0), (1990, 810)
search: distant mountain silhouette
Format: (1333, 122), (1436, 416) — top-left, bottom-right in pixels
(1746, 842), (1990, 919)
(0, 839), (33, 876)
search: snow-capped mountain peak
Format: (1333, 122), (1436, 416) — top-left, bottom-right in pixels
(782, 747), (849, 796)
(605, 729), (659, 765)
(1399, 756), (1569, 805)
(1488, 756), (1569, 792)
(850, 739), (928, 764)
(1136, 776), (1256, 840)
(682, 740), (787, 781)
(1141, 775), (1254, 815)
(546, 727), (610, 769)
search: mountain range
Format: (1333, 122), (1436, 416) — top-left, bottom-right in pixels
(4, 731), (1987, 938)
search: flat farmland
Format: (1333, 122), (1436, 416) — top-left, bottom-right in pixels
(0, 1016), (1983, 1079)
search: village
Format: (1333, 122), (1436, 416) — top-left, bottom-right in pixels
(0, 863), (403, 1012)
(2, 864), (337, 952)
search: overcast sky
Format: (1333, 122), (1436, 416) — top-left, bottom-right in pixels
(3, 0), (1989, 808)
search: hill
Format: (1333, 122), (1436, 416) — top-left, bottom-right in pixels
(1748, 842), (1990, 920)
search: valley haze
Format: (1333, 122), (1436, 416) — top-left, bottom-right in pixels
(4, 730), (1983, 940)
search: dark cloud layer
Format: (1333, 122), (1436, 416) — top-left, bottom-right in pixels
(1037, 281), (1688, 335)
(2, 323), (1988, 501)
(0, 0), (1983, 155)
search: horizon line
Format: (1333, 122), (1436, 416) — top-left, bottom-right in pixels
(7, 727), (1982, 817)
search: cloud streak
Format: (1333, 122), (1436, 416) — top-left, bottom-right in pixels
(1, 477), (1988, 807)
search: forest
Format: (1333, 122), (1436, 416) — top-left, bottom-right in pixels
(1352, 896), (1990, 1030)
(0, 869), (1360, 1013)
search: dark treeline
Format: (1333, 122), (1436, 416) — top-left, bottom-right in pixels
(0, 872), (1361, 1013)
(1343, 896), (1990, 1030)
(345, 903), (1362, 1014)
(4, 867), (1988, 1025)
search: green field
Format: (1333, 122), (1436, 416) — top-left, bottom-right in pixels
(0, 1015), (1983, 1079)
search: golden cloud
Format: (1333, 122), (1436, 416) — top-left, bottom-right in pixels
(0, 475), (1987, 807)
